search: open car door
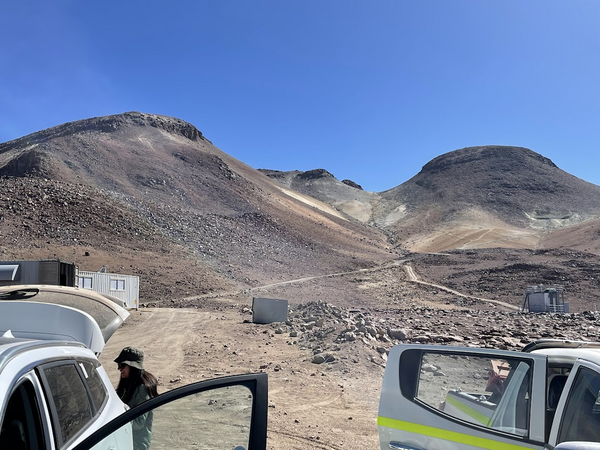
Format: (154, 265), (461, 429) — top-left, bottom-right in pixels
(71, 372), (268, 450)
(378, 345), (548, 450)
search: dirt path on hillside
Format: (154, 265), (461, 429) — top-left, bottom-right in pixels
(179, 259), (407, 303)
(176, 260), (517, 313)
(99, 305), (382, 450)
(403, 265), (518, 311)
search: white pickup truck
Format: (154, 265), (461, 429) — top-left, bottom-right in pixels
(378, 340), (600, 450)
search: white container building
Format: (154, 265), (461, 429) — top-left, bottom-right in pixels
(78, 270), (140, 310)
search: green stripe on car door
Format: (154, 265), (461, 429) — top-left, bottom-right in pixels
(445, 394), (493, 425)
(377, 416), (538, 450)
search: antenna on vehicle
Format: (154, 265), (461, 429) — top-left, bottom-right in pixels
(2, 330), (14, 338)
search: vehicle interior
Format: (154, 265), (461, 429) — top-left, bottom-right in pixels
(546, 369), (570, 440)
(0, 381), (45, 450)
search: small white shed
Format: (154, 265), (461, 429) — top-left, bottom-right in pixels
(78, 270), (140, 310)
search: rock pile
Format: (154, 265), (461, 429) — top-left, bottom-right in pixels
(276, 301), (600, 367)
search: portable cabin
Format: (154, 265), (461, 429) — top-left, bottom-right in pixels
(77, 270), (140, 310)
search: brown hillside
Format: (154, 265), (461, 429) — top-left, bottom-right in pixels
(261, 147), (600, 252)
(0, 112), (394, 303)
(2, 116), (600, 313)
(381, 146), (600, 227)
(259, 168), (378, 223)
(373, 146), (600, 252)
(541, 218), (600, 255)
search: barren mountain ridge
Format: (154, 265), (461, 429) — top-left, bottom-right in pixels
(3, 112), (600, 449)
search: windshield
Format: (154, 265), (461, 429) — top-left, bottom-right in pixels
(0, 286), (129, 342)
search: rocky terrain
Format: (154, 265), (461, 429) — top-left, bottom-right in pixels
(100, 299), (600, 450)
(383, 146), (600, 227)
(0, 112), (393, 303)
(1, 112), (600, 310)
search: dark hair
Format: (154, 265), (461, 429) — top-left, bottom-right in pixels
(116, 366), (159, 404)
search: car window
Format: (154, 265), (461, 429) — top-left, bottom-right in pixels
(0, 379), (46, 450)
(41, 363), (93, 447)
(415, 352), (532, 437)
(73, 373), (268, 450)
(90, 384), (254, 450)
(558, 366), (600, 443)
(78, 360), (108, 412)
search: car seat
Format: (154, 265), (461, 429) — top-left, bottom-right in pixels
(0, 419), (27, 450)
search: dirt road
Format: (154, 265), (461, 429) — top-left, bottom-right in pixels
(403, 265), (518, 310)
(100, 303), (382, 450)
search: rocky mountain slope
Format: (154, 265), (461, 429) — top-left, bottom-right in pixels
(382, 146), (600, 226)
(1, 112), (599, 312)
(259, 168), (378, 223)
(265, 146), (600, 253)
(0, 112), (393, 303)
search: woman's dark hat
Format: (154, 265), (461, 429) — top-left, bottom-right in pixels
(114, 346), (144, 370)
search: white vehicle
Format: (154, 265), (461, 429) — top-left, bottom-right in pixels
(378, 340), (600, 450)
(0, 285), (268, 450)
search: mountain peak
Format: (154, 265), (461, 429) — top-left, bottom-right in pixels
(297, 168), (336, 180)
(380, 145), (600, 229)
(0, 112), (205, 152)
(421, 146), (557, 175)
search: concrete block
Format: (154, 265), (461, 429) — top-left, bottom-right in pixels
(252, 297), (288, 324)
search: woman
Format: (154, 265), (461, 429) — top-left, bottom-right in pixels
(114, 347), (159, 450)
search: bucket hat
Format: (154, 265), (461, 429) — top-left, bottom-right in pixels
(114, 346), (144, 370)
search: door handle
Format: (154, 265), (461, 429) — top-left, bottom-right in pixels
(389, 442), (422, 450)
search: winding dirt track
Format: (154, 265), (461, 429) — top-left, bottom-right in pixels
(182, 259), (518, 312)
(403, 265), (519, 310)
(182, 260), (406, 302)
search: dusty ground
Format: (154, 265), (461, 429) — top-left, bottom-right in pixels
(99, 302), (383, 450)
(96, 251), (600, 450)
(97, 282), (600, 450)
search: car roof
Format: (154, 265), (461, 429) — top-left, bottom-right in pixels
(522, 339), (600, 353)
(532, 347), (600, 366)
(0, 285), (129, 354)
(0, 336), (87, 374)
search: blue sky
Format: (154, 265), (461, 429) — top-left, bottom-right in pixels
(2, 1), (599, 192)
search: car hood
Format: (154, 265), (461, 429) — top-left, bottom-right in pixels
(0, 285), (129, 354)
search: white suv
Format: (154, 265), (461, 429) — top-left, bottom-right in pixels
(0, 285), (267, 450)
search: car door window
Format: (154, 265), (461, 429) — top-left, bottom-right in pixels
(103, 384), (254, 450)
(41, 363), (93, 447)
(72, 373), (268, 450)
(415, 352), (532, 436)
(558, 366), (600, 443)
(78, 360), (108, 412)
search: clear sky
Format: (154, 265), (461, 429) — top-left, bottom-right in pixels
(2, 1), (599, 192)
